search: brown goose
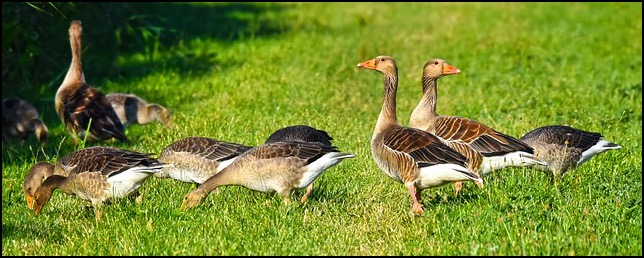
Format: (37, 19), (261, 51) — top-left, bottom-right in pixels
(23, 146), (137, 210)
(409, 58), (545, 193)
(156, 137), (253, 184)
(180, 141), (355, 210)
(105, 93), (172, 126)
(264, 125), (335, 203)
(29, 146), (165, 218)
(520, 125), (622, 182)
(55, 20), (126, 144)
(357, 55), (483, 215)
(2, 98), (48, 147)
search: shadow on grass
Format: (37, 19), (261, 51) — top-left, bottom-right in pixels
(2, 2), (295, 161)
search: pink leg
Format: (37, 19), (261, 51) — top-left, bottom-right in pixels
(407, 184), (424, 215)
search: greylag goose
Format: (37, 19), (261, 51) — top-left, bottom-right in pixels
(55, 20), (126, 144)
(2, 98), (48, 147)
(265, 125), (334, 146)
(159, 126), (336, 203)
(265, 124), (335, 203)
(519, 125), (622, 182)
(180, 141), (355, 210)
(105, 93), (172, 126)
(357, 55), (483, 215)
(29, 146), (165, 218)
(409, 58), (545, 193)
(156, 137), (253, 184)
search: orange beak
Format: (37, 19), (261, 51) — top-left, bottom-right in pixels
(357, 58), (377, 69)
(442, 63), (460, 75)
(26, 195), (35, 210)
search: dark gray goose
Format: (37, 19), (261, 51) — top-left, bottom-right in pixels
(180, 141), (355, 210)
(520, 125), (622, 182)
(55, 20), (126, 144)
(358, 55), (483, 215)
(29, 146), (165, 218)
(106, 93), (172, 126)
(409, 58), (546, 194)
(2, 98), (48, 147)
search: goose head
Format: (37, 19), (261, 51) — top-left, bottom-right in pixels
(23, 162), (56, 210)
(69, 20), (82, 38)
(422, 58), (460, 79)
(357, 55), (398, 75)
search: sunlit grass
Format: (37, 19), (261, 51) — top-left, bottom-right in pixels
(2, 2), (641, 256)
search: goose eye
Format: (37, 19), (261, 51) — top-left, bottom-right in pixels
(434, 61), (439, 65)
(380, 58), (385, 62)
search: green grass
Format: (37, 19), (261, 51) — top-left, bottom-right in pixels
(2, 2), (641, 256)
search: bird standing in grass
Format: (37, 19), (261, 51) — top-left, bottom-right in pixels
(55, 20), (126, 144)
(357, 55), (483, 215)
(180, 141), (355, 210)
(519, 125), (622, 182)
(29, 146), (165, 219)
(409, 58), (545, 195)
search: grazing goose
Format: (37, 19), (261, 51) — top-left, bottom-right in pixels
(158, 125), (334, 202)
(156, 137), (254, 184)
(357, 55), (483, 215)
(409, 58), (545, 194)
(180, 141), (355, 210)
(2, 98), (48, 147)
(519, 125), (622, 182)
(23, 146), (132, 210)
(264, 125), (335, 203)
(55, 20), (126, 144)
(106, 93), (172, 126)
(30, 146), (165, 218)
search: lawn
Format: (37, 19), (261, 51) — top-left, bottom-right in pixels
(2, 2), (641, 256)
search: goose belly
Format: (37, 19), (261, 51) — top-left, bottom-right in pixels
(417, 164), (474, 188)
(106, 171), (154, 198)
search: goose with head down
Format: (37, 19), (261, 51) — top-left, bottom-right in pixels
(519, 125), (621, 182)
(264, 124), (335, 203)
(158, 125), (335, 203)
(55, 20), (126, 144)
(180, 141), (355, 210)
(29, 146), (165, 219)
(357, 55), (483, 215)
(409, 58), (546, 194)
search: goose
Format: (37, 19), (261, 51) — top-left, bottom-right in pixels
(23, 146), (143, 210)
(2, 98), (48, 147)
(409, 58), (545, 194)
(519, 125), (622, 182)
(264, 125), (335, 203)
(55, 20), (126, 144)
(180, 141), (355, 210)
(357, 55), (483, 215)
(156, 136), (254, 185)
(29, 146), (165, 219)
(157, 125), (335, 203)
(105, 93), (172, 126)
